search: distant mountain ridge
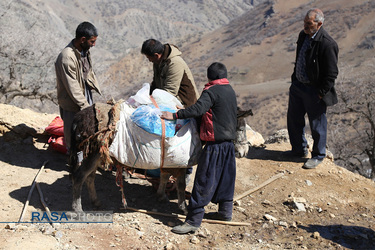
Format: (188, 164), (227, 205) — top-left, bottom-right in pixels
(103, 0), (375, 102)
(2, 0), (375, 114)
(0, 0), (261, 113)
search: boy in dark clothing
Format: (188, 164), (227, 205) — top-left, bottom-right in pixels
(161, 62), (237, 234)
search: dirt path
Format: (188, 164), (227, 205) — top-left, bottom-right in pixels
(0, 104), (375, 249)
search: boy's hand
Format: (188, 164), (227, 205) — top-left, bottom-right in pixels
(160, 111), (174, 120)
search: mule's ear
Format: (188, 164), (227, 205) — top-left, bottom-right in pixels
(237, 107), (253, 118)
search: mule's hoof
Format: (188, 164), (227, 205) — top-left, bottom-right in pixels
(72, 203), (83, 213)
(157, 195), (169, 203)
(92, 200), (102, 208)
(179, 202), (188, 215)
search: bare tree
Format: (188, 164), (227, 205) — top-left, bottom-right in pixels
(330, 75), (375, 180)
(0, 1), (59, 112)
(0, 51), (56, 105)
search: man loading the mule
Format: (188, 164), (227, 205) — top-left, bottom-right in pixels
(141, 38), (200, 180)
(141, 38), (199, 107)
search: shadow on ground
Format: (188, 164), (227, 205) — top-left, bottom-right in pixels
(9, 167), (184, 224)
(247, 146), (307, 163)
(0, 128), (68, 172)
(299, 224), (375, 249)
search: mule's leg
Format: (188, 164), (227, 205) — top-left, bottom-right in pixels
(157, 172), (170, 203)
(176, 169), (188, 215)
(71, 152), (100, 212)
(72, 168), (86, 212)
(72, 179), (84, 212)
(86, 168), (102, 209)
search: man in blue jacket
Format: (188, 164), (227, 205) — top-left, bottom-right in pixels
(284, 8), (339, 169)
(161, 62), (237, 234)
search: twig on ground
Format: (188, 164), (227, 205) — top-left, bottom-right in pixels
(18, 161), (49, 223)
(124, 206), (251, 226)
(36, 182), (55, 227)
(119, 172), (284, 227)
(233, 172), (284, 201)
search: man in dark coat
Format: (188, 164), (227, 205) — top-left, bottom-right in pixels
(284, 8), (339, 169)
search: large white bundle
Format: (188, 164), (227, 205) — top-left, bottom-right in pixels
(109, 101), (202, 170)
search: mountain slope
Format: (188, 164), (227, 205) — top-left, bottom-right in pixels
(104, 0), (375, 98)
(0, 0), (259, 113)
(0, 103), (374, 249)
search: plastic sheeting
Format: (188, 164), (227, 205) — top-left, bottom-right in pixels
(109, 84), (202, 169)
(109, 102), (201, 169)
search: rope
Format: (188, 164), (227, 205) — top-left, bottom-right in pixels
(149, 95), (166, 172)
(116, 164), (127, 208)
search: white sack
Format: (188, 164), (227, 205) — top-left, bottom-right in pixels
(126, 83), (153, 107)
(109, 102), (202, 169)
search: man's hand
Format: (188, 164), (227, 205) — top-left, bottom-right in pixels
(160, 111), (175, 120)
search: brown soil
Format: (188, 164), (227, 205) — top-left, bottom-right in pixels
(0, 104), (374, 249)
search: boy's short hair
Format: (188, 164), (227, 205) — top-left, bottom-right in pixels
(207, 62), (227, 80)
(141, 39), (164, 56)
(76, 22), (98, 39)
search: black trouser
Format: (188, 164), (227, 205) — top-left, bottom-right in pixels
(185, 141), (236, 227)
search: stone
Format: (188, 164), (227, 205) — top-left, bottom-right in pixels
(190, 236), (200, 244)
(305, 180), (313, 186)
(234, 200), (241, 206)
(264, 214), (278, 222)
(53, 230), (63, 239)
(293, 197), (307, 203)
(5, 223), (16, 230)
(294, 202), (306, 212)
(165, 243), (178, 250)
(236, 207), (246, 213)
(265, 129), (289, 144)
(279, 221), (288, 227)
(312, 232), (320, 239)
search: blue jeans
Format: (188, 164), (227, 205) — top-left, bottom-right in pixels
(287, 81), (327, 160)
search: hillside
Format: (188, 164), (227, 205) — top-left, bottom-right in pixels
(103, 0), (375, 138)
(1, 1), (375, 158)
(2, 0), (375, 116)
(104, 0), (375, 92)
(0, 0), (260, 113)
(0, 105), (375, 249)
(1, 0), (375, 229)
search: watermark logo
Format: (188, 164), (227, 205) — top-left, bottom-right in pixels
(30, 211), (113, 223)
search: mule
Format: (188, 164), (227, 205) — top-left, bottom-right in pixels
(235, 107), (253, 157)
(69, 103), (252, 214)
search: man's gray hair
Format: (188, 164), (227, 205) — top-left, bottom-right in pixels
(307, 8), (325, 24)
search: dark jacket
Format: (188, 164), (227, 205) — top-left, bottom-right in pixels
(292, 27), (339, 106)
(174, 78), (237, 142)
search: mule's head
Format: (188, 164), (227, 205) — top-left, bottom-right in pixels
(69, 105), (98, 174)
(235, 107), (253, 158)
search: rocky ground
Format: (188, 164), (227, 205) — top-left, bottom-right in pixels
(0, 104), (374, 249)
